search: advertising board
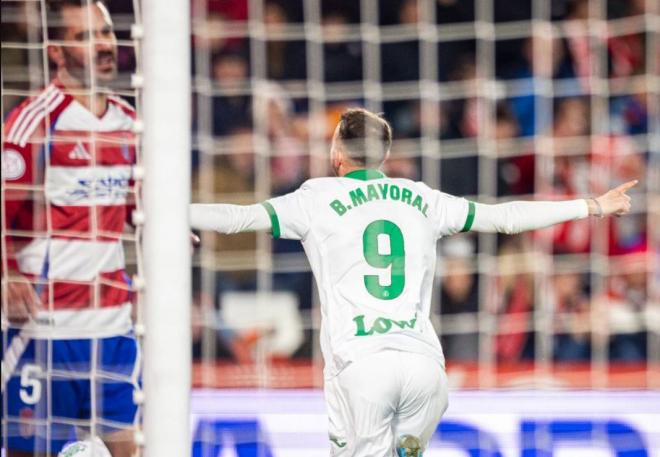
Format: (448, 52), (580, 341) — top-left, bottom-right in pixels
(191, 390), (660, 456)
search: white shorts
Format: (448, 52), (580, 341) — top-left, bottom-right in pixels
(325, 350), (448, 457)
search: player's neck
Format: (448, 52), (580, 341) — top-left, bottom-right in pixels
(338, 163), (373, 177)
(56, 70), (109, 118)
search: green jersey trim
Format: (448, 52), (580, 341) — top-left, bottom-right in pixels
(261, 202), (281, 239)
(344, 169), (386, 181)
(461, 201), (476, 232)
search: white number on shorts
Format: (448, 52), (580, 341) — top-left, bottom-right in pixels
(19, 364), (42, 405)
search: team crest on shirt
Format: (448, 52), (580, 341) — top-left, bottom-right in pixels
(2, 149), (26, 180)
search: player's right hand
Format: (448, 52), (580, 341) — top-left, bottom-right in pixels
(190, 232), (201, 255)
(191, 232), (201, 246)
(594, 180), (637, 217)
(4, 278), (42, 323)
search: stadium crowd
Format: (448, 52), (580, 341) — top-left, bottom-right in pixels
(184, 0), (656, 366)
(2, 0), (656, 370)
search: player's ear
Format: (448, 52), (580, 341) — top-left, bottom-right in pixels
(331, 147), (343, 173)
(47, 45), (64, 67)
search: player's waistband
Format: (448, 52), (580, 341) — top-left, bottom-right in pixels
(5, 302), (133, 339)
(323, 331), (445, 379)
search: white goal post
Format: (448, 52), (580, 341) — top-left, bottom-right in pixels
(142, 1), (192, 456)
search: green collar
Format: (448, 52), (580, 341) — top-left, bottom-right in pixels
(343, 169), (386, 181)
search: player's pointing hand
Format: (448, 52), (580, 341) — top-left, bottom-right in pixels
(590, 179), (638, 217)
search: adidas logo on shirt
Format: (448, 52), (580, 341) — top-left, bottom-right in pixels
(69, 141), (92, 160)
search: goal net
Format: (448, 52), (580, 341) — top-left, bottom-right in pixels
(189, 0), (658, 393)
(2, 0), (659, 455)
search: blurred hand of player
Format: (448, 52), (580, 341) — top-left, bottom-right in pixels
(5, 276), (42, 323)
(593, 179), (637, 217)
(191, 233), (201, 246)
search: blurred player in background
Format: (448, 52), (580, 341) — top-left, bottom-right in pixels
(2, 1), (138, 455)
(191, 108), (635, 457)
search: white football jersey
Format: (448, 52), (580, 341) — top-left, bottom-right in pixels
(264, 169), (474, 378)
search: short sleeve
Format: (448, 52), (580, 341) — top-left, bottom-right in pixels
(428, 189), (474, 238)
(3, 141), (38, 225)
(262, 183), (313, 240)
(2, 141), (38, 271)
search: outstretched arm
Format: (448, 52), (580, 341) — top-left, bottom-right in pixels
(470, 180), (637, 234)
(190, 203), (271, 234)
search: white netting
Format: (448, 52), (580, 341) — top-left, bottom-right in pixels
(189, 0), (659, 391)
(2, 0), (144, 454)
(2, 0), (659, 455)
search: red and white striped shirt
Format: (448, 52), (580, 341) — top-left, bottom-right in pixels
(2, 80), (137, 339)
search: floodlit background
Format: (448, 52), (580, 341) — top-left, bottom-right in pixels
(2, 0), (659, 455)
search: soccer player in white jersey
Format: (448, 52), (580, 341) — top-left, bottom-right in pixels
(190, 108), (636, 456)
(2, 1), (138, 456)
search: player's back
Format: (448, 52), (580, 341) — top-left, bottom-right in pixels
(265, 169), (472, 377)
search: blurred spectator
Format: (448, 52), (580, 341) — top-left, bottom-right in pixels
(258, 85), (313, 314)
(264, 1), (306, 80)
(193, 126), (254, 195)
(508, 30), (576, 137)
(191, 125), (273, 360)
(210, 50), (252, 136)
(192, 11), (238, 55)
(436, 0), (475, 82)
(560, 0), (644, 87)
(383, 154), (420, 180)
(549, 97), (591, 193)
(594, 253), (649, 362)
(213, 49), (249, 83)
(441, 56), (477, 139)
(494, 0), (531, 22)
(606, 0), (649, 78)
(563, 0), (592, 90)
(439, 237), (480, 361)
(322, 11), (362, 82)
(590, 134), (646, 256)
(610, 93), (649, 136)
(206, 0), (248, 22)
(192, 127), (258, 287)
(436, 0), (474, 24)
(492, 102), (525, 197)
(381, 0), (420, 83)
(608, 32), (645, 78)
(542, 97), (647, 255)
(495, 102), (535, 197)
(385, 99), (423, 139)
(493, 235), (536, 362)
(191, 281), (235, 361)
(254, 82), (307, 191)
(440, 154), (479, 197)
(438, 57), (480, 196)
(493, 102), (520, 141)
(537, 97), (592, 254)
(1, 2), (38, 114)
(551, 272), (591, 361)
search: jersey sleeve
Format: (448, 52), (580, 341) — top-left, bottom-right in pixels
(261, 182), (313, 240)
(2, 136), (39, 272)
(425, 187), (474, 238)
